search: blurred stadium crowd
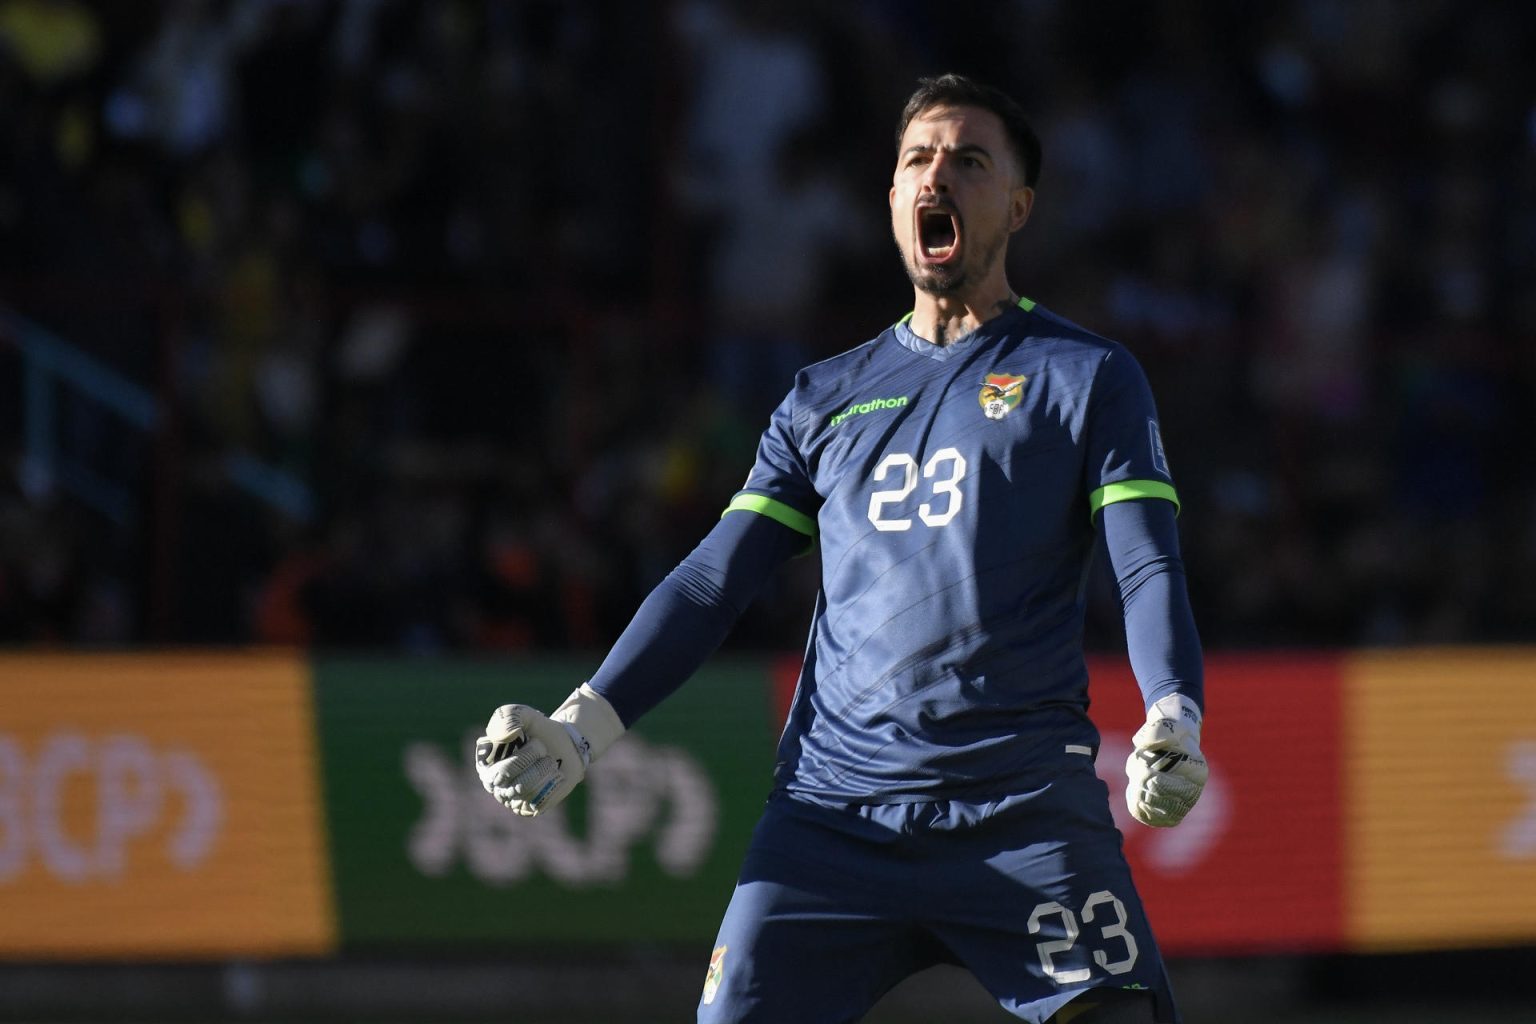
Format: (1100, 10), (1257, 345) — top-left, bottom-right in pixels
(1, 0), (1533, 653)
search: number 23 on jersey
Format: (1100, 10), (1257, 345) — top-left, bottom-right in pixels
(866, 447), (968, 531)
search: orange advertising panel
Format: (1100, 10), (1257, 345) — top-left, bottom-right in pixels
(1345, 648), (1536, 951)
(0, 654), (336, 958)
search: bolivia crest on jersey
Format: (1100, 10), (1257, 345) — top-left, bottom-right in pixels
(979, 372), (1027, 420)
(702, 945), (728, 1005)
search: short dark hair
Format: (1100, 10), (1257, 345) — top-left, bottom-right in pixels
(896, 73), (1042, 188)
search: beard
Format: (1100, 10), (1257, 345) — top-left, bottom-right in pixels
(895, 222), (1008, 296)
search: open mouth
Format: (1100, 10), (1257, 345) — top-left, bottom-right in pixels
(917, 206), (960, 263)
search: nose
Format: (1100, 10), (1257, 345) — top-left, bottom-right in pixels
(919, 152), (952, 194)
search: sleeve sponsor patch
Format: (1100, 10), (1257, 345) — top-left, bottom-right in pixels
(1149, 419), (1170, 477)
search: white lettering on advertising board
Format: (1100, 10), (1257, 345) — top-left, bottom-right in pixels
(0, 733), (222, 882)
(405, 733), (718, 885)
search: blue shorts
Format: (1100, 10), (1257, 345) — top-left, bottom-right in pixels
(698, 767), (1179, 1023)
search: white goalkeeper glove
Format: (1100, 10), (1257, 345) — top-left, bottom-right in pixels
(474, 683), (626, 816)
(1125, 693), (1208, 828)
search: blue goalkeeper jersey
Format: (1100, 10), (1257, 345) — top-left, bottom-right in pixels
(728, 298), (1179, 804)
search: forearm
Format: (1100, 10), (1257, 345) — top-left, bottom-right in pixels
(1100, 498), (1204, 711)
(587, 509), (805, 725)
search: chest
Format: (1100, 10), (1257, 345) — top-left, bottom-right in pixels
(805, 355), (1090, 505)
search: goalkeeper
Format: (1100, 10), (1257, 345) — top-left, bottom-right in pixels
(477, 73), (1205, 1024)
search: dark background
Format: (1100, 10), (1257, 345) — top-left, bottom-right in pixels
(3, 0), (1533, 656)
(1, 2), (1534, 1021)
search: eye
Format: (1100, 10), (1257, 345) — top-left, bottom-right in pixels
(962, 155), (983, 169)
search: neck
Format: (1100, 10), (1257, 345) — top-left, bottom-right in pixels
(909, 285), (1020, 347)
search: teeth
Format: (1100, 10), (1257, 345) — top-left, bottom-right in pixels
(919, 208), (957, 259)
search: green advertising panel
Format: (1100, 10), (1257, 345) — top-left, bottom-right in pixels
(313, 657), (781, 947)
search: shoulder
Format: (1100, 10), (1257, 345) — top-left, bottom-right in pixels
(1023, 302), (1125, 361)
(778, 326), (901, 418)
(1019, 303), (1155, 388)
(794, 326), (898, 386)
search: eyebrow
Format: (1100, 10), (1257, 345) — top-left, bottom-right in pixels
(901, 142), (995, 163)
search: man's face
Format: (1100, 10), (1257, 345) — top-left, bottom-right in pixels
(890, 104), (1033, 297)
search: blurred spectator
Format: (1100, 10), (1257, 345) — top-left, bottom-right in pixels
(0, 0), (1532, 652)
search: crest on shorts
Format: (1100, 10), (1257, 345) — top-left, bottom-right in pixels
(702, 944), (728, 1005)
(979, 372), (1027, 420)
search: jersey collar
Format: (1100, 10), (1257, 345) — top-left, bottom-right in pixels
(891, 297), (1035, 361)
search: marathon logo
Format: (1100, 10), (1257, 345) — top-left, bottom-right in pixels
(829, 395), (908, 427)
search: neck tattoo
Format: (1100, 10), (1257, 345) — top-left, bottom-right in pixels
(923, 293), (1018, 347)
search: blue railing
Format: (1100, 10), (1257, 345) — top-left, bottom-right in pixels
(4, 309), (314, 524)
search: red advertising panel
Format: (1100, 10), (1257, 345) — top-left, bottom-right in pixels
(1087, 652), (1346, 954)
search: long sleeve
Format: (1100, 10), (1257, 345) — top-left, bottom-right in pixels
(586, 509), (806, 726)
(1099, 497), (1204, 711)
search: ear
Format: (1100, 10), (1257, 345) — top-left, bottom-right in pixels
(889, 183), (897, 212)
(1009, 186), (1034, 233)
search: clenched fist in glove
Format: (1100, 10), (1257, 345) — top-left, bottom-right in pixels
(1125, 693), (1207, 828)
(475, 683), (626, 816)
